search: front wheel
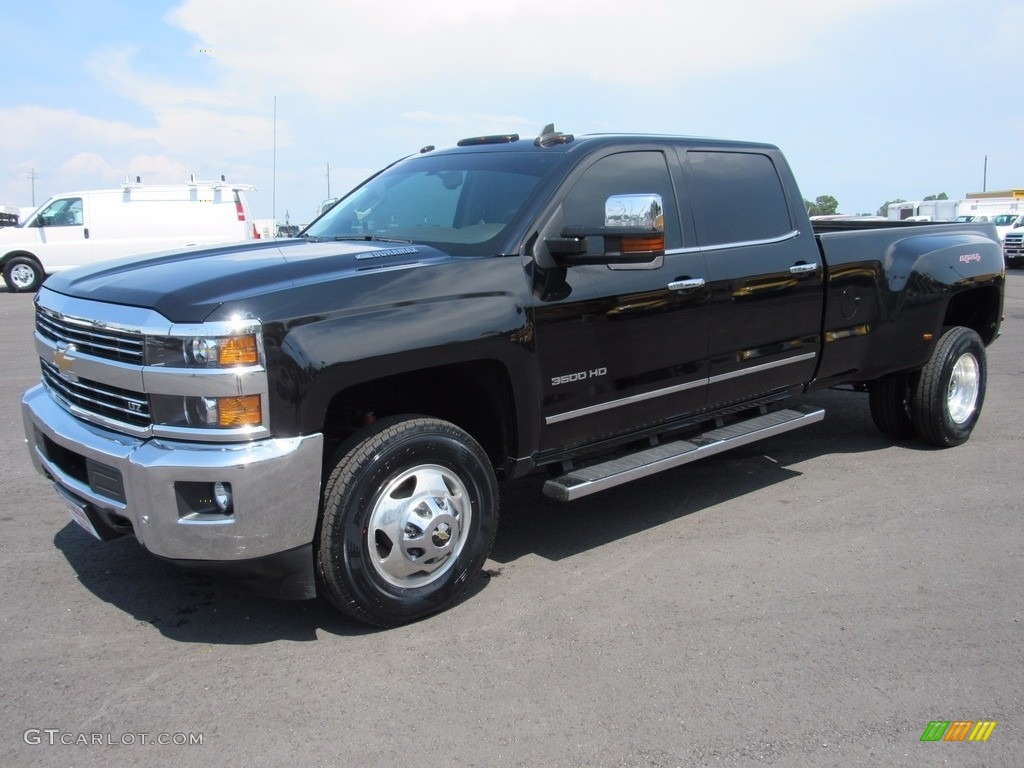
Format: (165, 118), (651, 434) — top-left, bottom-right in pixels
(316, 416), (499, 627)
(911, 326), (987, 447)
(4, 256), (44, 292)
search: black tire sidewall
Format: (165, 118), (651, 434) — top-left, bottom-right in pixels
(912, 327), (986, 447)
(319, 419), (498, 626)
(868, 373), (917, 440)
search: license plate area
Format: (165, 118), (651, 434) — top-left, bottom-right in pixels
(55, 486), (102, 540)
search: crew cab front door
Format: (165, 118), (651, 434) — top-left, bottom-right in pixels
(529, 149), (710, 454)
(26, 196), (93, 271)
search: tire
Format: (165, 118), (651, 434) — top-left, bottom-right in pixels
(868, 373), (917, 440)
(3, 256), (44, 292)
(316, 415), (499, 627)
(911, 326), (986, 447)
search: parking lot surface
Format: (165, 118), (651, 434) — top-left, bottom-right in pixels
(1, 275), (1022, 767)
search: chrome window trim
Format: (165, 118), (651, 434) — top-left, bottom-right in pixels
(698, 229), (801, 253)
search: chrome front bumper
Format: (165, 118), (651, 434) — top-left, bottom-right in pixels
(22, 384), (324, 564)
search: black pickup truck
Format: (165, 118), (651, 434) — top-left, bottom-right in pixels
(22, 126), (1004, 626)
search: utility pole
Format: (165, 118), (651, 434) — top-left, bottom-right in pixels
(272, 95), (277, 227)
(983, 155), (988, 192)
(326, 162), (331, 199)
(27, 168), (37, 206)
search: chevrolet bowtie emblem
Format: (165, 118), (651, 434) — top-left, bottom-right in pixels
(54, 342), (77, 373)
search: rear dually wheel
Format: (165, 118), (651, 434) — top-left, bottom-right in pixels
(911, 326), (986, 447)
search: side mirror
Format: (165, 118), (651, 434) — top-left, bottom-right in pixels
(544, 193), (665, 264)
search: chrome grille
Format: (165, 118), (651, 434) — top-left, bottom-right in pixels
(41, 360), (151, 427)
(36, 306), (145, 364)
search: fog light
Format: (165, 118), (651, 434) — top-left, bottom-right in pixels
(213, 482), (232, 513)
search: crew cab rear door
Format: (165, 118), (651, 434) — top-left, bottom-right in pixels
(529, 147), (710, 453)
(680, 149), (823, 408)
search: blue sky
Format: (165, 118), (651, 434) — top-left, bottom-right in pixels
(2, 0), (1022, 223)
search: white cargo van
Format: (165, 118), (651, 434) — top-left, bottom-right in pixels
(0, 179), (257, 292)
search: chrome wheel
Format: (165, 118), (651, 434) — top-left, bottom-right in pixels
(368, 464), (471, 588)
(4, 257), (42, 292)
(946, 352), (980, 425)
(317, 416), (499, 626)
(10, 263), (35, 289)
(911, 326), (987, 448)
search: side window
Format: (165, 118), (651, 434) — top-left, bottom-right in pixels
(687, 151), (792, 246)
(36, 198), (83, 228)
(561, 151), (683, 249)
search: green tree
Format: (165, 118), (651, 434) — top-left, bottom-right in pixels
(805, 195), (839, 216)
(923, 193), (949, 201)
(877, 198), (906, 217)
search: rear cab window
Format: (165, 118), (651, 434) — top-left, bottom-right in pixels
(684, 150), (795, 246)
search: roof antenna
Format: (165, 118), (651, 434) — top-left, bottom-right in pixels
(535, 123), (574, 148)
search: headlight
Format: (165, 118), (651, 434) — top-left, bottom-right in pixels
(146, 333), (261, 368)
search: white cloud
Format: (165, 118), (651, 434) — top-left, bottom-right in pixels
(57, 152), (119, 182)
(4, 0), (1013, 220)
(149, 106), (275, 158)
(0, 101), (272, 205)
(0, 106), (153, 153)
(87, 46), (250, 111)
(165, 0), (894, 100)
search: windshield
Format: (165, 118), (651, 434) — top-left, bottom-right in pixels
(304, 151), (557, 256)
(991, 214), (1019, 226)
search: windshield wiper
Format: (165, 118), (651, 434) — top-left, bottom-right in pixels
(301, 234), (413, 243)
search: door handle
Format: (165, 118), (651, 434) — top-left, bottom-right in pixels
(668, 278), (706, 291)
(83, 228), (89, 240)
(789, 263), (817, 274)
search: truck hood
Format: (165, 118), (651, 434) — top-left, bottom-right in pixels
(40, 238), (452, 323)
